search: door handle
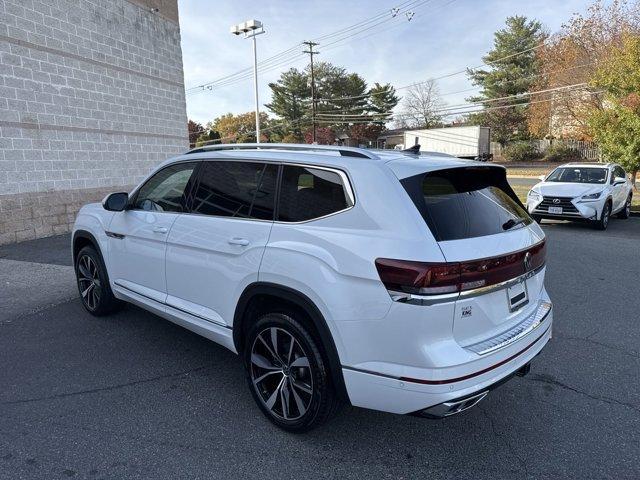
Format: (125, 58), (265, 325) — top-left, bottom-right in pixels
(228, 237), (250, 246)
(153, 226), (168, 234)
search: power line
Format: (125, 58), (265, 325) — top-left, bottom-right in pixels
(185, 0), (429, 94)
(314, 82), (590, 118)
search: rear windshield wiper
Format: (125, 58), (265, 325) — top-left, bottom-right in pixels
(502, 217), (527, 230)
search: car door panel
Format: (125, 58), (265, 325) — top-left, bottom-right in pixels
(107, 162), (199, 304)
(108, 210), (178, 303)
(165, 160), (278, 326)
(615, 167), (627, 211)
(166, 216), (273, 325)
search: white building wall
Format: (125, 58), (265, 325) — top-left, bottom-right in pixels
(0, 0), (188, 244)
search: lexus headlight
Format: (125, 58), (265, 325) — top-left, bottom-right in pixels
(527, 190), (542, 202)
(580, 191), (602, 201)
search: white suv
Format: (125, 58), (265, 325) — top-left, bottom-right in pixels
(72, 144), (553, 432)
(527, 163), (634, 229)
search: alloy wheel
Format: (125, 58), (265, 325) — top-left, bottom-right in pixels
(250, 327), (313, 421)
(603, 204), (610, 227)
(626, 197), (631, 216)
(77, 254), (102, 311)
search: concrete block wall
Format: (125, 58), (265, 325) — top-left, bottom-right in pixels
(0, 0), (188, 245)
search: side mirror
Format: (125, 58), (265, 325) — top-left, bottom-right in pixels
(103, 192), (129, 212)
(613, 177), (626, 186)
(538, 175), (546, 181)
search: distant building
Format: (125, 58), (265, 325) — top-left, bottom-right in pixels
(0, 0), (188, 245)
(376, 128), (405, 149)
(548, 89), (597, 139)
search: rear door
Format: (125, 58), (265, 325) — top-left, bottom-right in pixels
(165, 160), (278, 326)
(399, 166), (546, 346)
(108, 162), (198, 303)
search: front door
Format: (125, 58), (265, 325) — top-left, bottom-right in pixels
(611, 166), (627, 211)
(108, 162), (199, 304)
(165, 160), (278, 326)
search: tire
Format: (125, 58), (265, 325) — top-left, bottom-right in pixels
(244, 312), (341, 433)
(593, 201), (611, 230)
(617, 194), (632, 219)
(75, 245), (121, 316)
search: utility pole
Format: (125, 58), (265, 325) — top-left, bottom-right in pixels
(303, 41), (319, 143)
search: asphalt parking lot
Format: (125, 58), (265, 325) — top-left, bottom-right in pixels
(1, 219), (639, 479)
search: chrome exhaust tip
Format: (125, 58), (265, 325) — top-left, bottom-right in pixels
(418, 390), (488, 419)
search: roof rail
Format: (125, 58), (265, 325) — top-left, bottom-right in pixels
(184, 143), (379, 160)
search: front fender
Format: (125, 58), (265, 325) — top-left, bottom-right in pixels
(72, 203), (115, 266)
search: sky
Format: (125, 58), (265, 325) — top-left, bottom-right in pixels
(178, 0), (596, 125)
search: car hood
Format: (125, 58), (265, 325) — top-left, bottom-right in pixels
(533, 182), (605, 198)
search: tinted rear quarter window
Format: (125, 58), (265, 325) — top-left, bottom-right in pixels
(401, 167), (532, 241)
(192, 161), (278, 220)
(278, 166), (352, 222)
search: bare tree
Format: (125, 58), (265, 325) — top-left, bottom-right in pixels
(397, 79), (445, 128)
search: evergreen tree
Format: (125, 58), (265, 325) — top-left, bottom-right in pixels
(266, 62), (397, 137)
(467, 16), (546, 145)
(265, 68), (310, 141)
(368, 83), (400, 124)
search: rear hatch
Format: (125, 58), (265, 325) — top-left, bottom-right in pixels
(396, 163), (546, 347)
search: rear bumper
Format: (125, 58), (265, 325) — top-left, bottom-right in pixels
(341, 307), (552, 415)
(416, 361), (532, 418)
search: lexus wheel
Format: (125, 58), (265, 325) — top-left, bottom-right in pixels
(593, 201), (611, 230)
(75, 245), (121, 316)
(244, 313), (340, 433)
(617, 194), (632, 219)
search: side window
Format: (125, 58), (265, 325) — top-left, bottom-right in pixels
(616, 166), (626, 180)
(133, 162), (197, 213)
(278, 165), (353, 222)
(191, 161), (277, 220)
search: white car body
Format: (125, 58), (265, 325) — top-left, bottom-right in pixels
(72, 144), (553, 423)
(526, 163), (634, 226)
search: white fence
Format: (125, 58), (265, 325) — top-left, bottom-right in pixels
(491, 139), (601, 161)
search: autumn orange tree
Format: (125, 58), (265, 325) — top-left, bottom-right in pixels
(588, 33), (640, 188)
(528, 0), (640, 139)
(211, 112), (274, 143)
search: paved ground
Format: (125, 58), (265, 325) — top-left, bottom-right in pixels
(1, 220), (639, 480)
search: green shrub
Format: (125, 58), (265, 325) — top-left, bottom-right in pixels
(502, 142), (541, 162)
(543, 144), (581, 162)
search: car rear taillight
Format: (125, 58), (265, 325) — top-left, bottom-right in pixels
(375, 240), (546, 296)
(374, 258), (460, 295)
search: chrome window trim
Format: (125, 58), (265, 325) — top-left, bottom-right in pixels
(127, 158), (357, 226)
(388, 264), (545, 306)
(274, 162), (356, 224)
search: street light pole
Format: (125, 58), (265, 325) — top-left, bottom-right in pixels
(251, 34), (260, 143)
(231, 19), (265, 143)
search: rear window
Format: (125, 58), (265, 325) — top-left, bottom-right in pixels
(278, 166), (352, 222)
(401, 167), (532, 241)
